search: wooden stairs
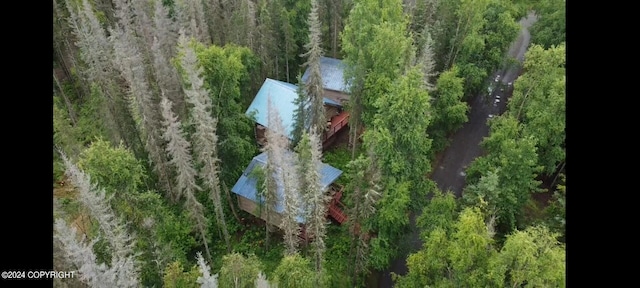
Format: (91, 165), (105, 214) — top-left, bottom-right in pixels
(327, 186), (348, 224)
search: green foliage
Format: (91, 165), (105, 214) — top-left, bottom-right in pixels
(218, 252), (263, 288)
(397, 207), (496, 287)
(479, 1), (521, 71)
(283, 0), (312, 79)
(291, 73), (307, 147)
(394, 228), (450, 288)
(367, 66), (432, 181)
(368, 236), (397, 271)
(417, 189), (458, 240)
(273, 253), (316, 288)
(490, 225), (566, 287)
(507, 44), (565, 175)
(163, 261), (200, 288)
(129, 193), (196, 267)
(324, 225), (352, 287)
(77, 138), (147, 194)
(448, 207), (496, 287)
(74, 83), (109, 146)
(185, 42), (258, 186)
(375, 180), (411, 238)
(433, 0), (520, 96)
(466, 115), (542, 233)
(53, 94), (83, 159)
(322, 146), (353, 176)
(530, 0), (566, 48)
(430, 66), (468, 140)
(544, 174), (565, 242)
(341, 0), (412, 127)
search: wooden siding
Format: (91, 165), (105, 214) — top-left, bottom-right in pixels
(237, 195), (284, 228)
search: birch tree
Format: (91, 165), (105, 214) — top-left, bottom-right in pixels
(273, 253), (316, 287)
(160, 96), (211, 261)
(301, 0), (327, 137)
(444, 0), (490, 69)
(489, 225), (566, 287)
(218, 253), (262, 288)
(179, 34), (231, 251)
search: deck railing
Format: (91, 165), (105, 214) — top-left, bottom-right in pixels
(323, 111), (350, 142)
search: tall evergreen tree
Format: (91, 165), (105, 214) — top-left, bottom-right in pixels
(195, 252), (219, 288)
(262, 98), (287, 247)
(365, 65), (433, 203)
(152, 0), (184, 119)
(175, 0), (211, 44)
(179, 34), (231, 252)
(60, 153), (140, 287)
(160, 96), (211, 261)
(110, 17), (175, 199)
(341, 0), (413, 156)
(153, 0), (179, 59)
(295, 130), (331, 281)
(66, 0), (144, 156)
(54, 219), (116, 288)
(301, 0), (327, 137)
(415, 27), (438, 91)
(346, 152), (382, 285)
(291, 73), (308, 147)
(265, 96), (302, 255)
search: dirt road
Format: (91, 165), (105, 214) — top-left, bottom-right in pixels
(375, 12), (538, 287)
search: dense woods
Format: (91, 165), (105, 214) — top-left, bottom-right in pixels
(53, 0), (565, 287)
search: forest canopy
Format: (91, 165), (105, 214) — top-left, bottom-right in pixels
(53, 0), (565, 287)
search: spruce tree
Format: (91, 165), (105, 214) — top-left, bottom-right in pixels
(301, 0), (327, 137)
(179, 34), (231, 251)
(160, 96), (211, 261)
(59, 152), (140, 287)
(291, 73), (308, 147)
(296, 130), (331, 281)
(265, 96), (301, 255)
(195, 252), (219, 288)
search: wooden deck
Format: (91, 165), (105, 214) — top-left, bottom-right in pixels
(323, 111), (350, 143)
(327, 184), (348, 224)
